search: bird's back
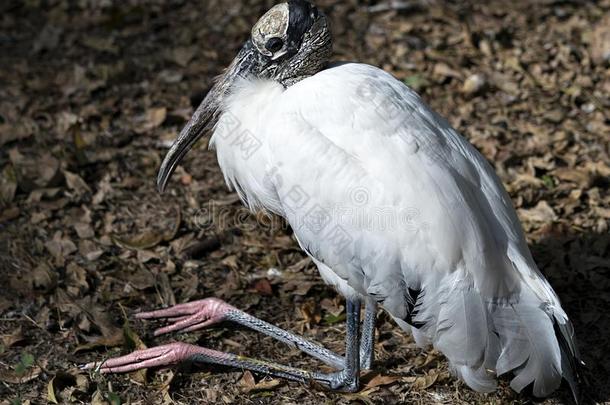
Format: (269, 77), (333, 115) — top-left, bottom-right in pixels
(211, 62), (581, 399)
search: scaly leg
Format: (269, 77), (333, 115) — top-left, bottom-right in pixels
(134, 297), (344, 369)
(137, 297), (377, 371)
(84, 298), (364, 392)
(325, 297), (361, 390)
(359, 298), (377, 370)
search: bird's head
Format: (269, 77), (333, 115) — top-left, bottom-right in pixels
(157, 0), (331, 192)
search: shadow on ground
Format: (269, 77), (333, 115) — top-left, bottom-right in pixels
(531, 229), (610, 404)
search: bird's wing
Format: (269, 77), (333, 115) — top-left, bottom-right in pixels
(265, 62), (523, 299)
(259, 63), (579, 397)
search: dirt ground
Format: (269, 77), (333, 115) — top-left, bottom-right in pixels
(1, 0), (609, 404)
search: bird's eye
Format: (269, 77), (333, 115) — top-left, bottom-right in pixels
(265, 37), (284, 53)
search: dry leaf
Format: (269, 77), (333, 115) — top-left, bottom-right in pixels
(240, 370), (256, 391)
(589, 14), (610, 65)
(166, 46), (197, 67)
(135, 107), (167, 134)
(299, 300), (321, 329)
(410, 371), (439, 391)
(252, 278), (273, 296)
(64, 170), (92, 196)
(462, 73), (486, 94)
(240, 371), (282, 393)
(518, 200), (558, 224)
(122, 319), (148, 384)
(0, 328), (25, 349)
(47, 372), (77, 404)
(0, 367), (42, 384)
(112, 231), (164, 250)
(364, 373), (401, 388)
(73, 333), (124, 353)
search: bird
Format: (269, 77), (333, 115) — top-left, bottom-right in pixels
(86, 0), (582, 400)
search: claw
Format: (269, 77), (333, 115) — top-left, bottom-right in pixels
(136, 298), (238, 336)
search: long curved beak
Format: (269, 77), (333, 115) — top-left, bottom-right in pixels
(157, 41), (261, 193)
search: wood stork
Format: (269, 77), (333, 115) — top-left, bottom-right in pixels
(87, 0), (582, 400)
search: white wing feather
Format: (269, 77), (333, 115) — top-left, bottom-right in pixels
(211, 63), (580, 398)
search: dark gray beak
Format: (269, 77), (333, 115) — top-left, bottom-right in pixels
(157, 41), (262, 193)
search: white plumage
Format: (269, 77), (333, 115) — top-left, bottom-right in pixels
(210, 62), (580, 397)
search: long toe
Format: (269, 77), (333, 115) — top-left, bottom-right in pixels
(136, 298), (238, 335)
(95, 343), (217, 374)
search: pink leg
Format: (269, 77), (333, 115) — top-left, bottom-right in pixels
(134, 297), (344, 368)
(82, 298), (367, 392)
(82, 342), (336, 388)
(82, 343), (228, 373)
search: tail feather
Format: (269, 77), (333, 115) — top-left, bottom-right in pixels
(404, 266), (580, 399)
(554, 316), (584, 403)
(491, 293), (562, 397)
(434, 283), (488, 367)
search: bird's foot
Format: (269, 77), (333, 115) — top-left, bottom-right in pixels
(83, 342), (337, 388)
(82, 297), (367, 393)
(82, 342), (222, 373)
(135, 298), (237, 336)
(134, 297), (345, 369)
(321, 370), (360, 393)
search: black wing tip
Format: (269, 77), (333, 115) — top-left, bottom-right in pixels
(552, 318), (587, 405)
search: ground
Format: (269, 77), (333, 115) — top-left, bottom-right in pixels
(0, 0), (609, 404)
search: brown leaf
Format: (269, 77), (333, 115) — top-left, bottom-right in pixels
(410, 371), (439, 391)
(364, 373), (401, 388)
(0, 368), (42, 384)
(0, 121), (35, 146)
(112, 231), (164, 250)
(0, 367), (41, 384)
(73, 332), (124, 353)
(320, 298), (344, 317)
(79, 239), (104, 261)
(518, 200), (557, 224)
(553, 167), (591, 187)
(66, 263), (89, 293)
(433, 63), (462, 79)
(90, 390), (106, 405)
(166, 46), (197, 67)
(240, 371), (256, 391)
(74, 222), (95, 239)
(299, 300), (321, 329)
(462, 73), (486, 94)
(64, 170), (92, 196)
(45, 231), (78, 264)
(120, 267), (156, 290)
(240, 371), (282, 393)
(0, 207), (20, 223)
(47, 372), (77, 404)
(122, 319), (148, 383)
(135, 107), (167, 133)
(10, 150), (61, 191)
(0, 327), (25, 349)
(32, 263), (58, 291)
(588, 14), (610, 65)
(252, 278), (273, 296)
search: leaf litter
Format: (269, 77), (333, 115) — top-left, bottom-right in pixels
(0, 0), (608, 404)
